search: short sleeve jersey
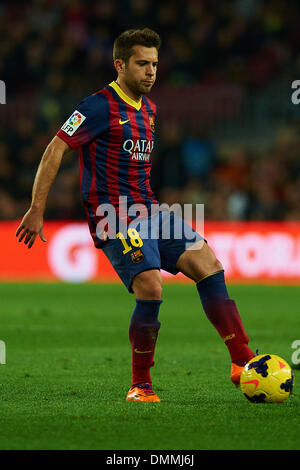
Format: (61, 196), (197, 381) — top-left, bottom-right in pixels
(56, 81), (158, 247)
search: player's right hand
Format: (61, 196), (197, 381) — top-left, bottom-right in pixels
(16, 208), (47, 249)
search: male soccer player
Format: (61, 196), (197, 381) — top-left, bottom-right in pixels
(16, 28), (255, 402)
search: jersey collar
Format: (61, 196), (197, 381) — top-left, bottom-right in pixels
(109, 81), (142, 111)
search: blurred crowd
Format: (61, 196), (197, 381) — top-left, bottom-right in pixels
(1, 0), (300, 221)
(152, 121), (300, 221)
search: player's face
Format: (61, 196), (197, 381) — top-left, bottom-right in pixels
(123, 46), (158, 97)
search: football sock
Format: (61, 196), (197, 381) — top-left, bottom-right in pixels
(129, 299), (162, 387)
(196, 270), (254, 366)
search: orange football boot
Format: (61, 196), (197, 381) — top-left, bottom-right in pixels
(230, 363), (245, 386)
(126, 383), (161, 402)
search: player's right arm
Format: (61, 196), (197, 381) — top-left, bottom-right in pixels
(16, 135), (71, 249)
(16, 92), (109, 249)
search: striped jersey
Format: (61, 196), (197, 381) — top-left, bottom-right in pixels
(56, 81), (158, 247)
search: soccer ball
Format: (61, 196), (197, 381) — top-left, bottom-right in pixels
(240, 354), (294, 403)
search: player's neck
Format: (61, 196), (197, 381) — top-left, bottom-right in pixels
(115, 79), (142, 104)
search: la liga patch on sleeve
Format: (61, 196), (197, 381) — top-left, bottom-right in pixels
(60, 110), (86, 136)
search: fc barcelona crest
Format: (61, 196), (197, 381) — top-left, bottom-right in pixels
(130, 249), (144, 264)
(149, 116), (155, 132)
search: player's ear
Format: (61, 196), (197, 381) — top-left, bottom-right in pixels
(114, 59), (125, 74)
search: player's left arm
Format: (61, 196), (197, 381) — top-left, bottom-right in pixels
(16, 135), (71, 248)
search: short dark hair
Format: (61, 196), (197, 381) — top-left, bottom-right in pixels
(113, 27), (161, 63)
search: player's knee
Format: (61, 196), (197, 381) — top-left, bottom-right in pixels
(132, 270), (162, 300)
(134, 283), (162, 300)
(199, 244), (223, 274)
(201, 253), (223, 277)
(211, 257), (223, 273)
(177, 243), (224, 281)
(143, 283), (162, 300)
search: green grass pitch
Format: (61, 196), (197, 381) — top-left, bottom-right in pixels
(0, 282), (299, 450)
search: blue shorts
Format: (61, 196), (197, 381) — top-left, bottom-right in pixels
(101, 211), (204, 292)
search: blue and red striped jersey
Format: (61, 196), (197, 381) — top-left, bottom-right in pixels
(56, 81), (158, 247)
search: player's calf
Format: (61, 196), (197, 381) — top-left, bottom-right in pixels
(128, 272), (163, 394)
(177, 244), (254, 377)
(196, 270), (255, 372)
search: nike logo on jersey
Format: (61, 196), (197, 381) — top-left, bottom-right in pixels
(134, 348), (152, 354)
(119, 119), (130, 125)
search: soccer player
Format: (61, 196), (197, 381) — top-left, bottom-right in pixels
(16, 28), (255, 402)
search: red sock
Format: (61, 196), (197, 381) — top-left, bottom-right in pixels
(129, 318), (160, 387)
(202, 298), (255, 366)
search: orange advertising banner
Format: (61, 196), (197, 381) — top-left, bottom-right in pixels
(2, 220), (300, 283)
